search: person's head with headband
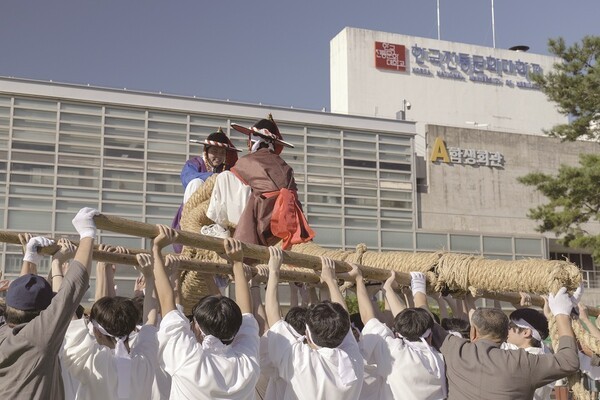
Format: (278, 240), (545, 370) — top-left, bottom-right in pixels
(191, 295), (243, 347)
(508, 308), (549, 349)
(305, 300), (350, 349)
(231, 114), (294, 155)
(394, 307), (435, 344)
(89, 296), (138, 349)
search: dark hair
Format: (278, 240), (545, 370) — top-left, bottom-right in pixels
(471, 308), (509, 343)
(350, 312), (364, 331)
(441, 317), (471, 339)
(285, 306), (307, 336)
(90, 296), (138, 338)
(193, 295), (242, 345)
(5, 305), (40, 325)
(394, 307), (434, 341)
(509, 308), (548, 347)
(130, 296), (144, 325)
(306, 300), (350, 348)
(75, 304), (85, 320)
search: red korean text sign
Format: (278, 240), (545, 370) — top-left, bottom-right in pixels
(375, 42), (406, 71)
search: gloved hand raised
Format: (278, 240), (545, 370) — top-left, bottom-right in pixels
(72, 207), (99, 239)
(548, 287), (576, 316)
(23, 236), (55, 265)
(410, 271), (427, 296)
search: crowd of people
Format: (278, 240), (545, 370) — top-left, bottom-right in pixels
(0, 115), (596, 399)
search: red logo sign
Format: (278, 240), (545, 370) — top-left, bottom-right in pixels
(375, 42), (406, 71)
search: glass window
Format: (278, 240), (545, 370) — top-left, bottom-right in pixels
(105, 117), (145, 129)
(14, 98), (56, 110)
(416, 233), (447, 251)
(8, 197), (53, 209)
(379, 161), (411, 172)
(55, 212), (77, 231)
(345, 197), (377, 207)
(148, 121), (186, 133)
(146, 205), (175, 215)
(104, 148), (144, 159)
(104, 169), (143, 181)
(145, 216), (174, 226)
(382, 231), (413, 249)
(345, 229), (378, 247)
(379, 152), (411, 163)
(103, 175), (145, 190)
(483, 236), (512, 254)
(380, 199), (411, 209)
(60, 144), (100, 156)
(0, 96), (11, 106)
(307, 194), (341, 205)
(105, 126), (145, 139)
(312, 227), (342, 246)
(345, 218), (377, 228)
(13, 129), (56, 142)
(60, 102), (102, 114)
(487, 254), (515, 261)
(104, 137), (144, 149)
(381, 220), (413, 230)
(10, 174), (54, 185)
(60, 123), (101, 135)
(57, 199), (99, 211)
(380, 171), (411, 181)
(450, 235), (480, 253)
(306, 145), (339, 156)
(11, 162), (54, 175)
(379, 134), (411, 145)
(345, 187), (377, 198)
(307, 129), (340, 141)
(103, 158), (144, 170)
(147, 151), (186, 163)
(306, 204), (341, 215)
(147, 182), (180, 193)
(12, 141), (56, 153)
(307, 184), (341, 195)
(57, 176), (98, 188)
(307, 155), (340, 167)
(515, 238), (542, 256)
(12, 117), (56, 131)
(59, 112), (102, 125)
(380, 181), (412, 190)
(344, 167), (377, 179)
(56, 188), (98, 199)
(147, 172), (180, 182)
(102, 203), (141, 215)
(148, 111), (187, 123)
(307, 164), (340, 176)
(146, 193), (180, 204)
(102, 191), (143, 202)
(307, 175), (341, 186)
(105, 107), (145, 119)
(8, 210), (51, 230)
(100, 235), (144, 250)
(147, 141), (186, 153)
(307, 215), (341, 226)
(58, 154), (101, 167)
(190, 115), (229, 127)
(345, 177), (378, 188)
(345, 207), (377, 217)
(5, 254), (27, 273)
(343, 131), (376, 142)
(9, 185), (54, 196)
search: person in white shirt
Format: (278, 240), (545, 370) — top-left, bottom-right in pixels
(265, 249), (364, 400)
(62, 291), (159, 400)
(153, 227), (260, 400)
(346, 266), (446, 400)
(502, 307), (554, 400)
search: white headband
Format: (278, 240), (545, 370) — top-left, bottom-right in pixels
(91, 319), (132, 398)
(305, 324), (358, 385)
(512, 318), (542, 342)
(195, 319), (235, 352)
(250, 137), (274, 153)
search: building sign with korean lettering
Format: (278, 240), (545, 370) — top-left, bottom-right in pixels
(430, 137), (504, 168)
(375, 42), (407, 72)
(375, 40), (542, 90)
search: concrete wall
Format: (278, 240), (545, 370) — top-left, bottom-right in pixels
(420, 125), (600, 237)
(330, 27), (568, 155)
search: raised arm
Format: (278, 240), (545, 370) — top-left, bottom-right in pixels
(224, 238), (251, 314)
(344, 264), (376, 325)
(50, 238), (76, 291)
(250, 265), (269, 335)
(265, 246), (283, 327)
(382, 271), (406, 317)
(548, 287), (576, 339)
(320, 257), (347, 311)
(135, 253), (158, 326)
(19, 234), (54, 276)
(152, 225), (179, 316)
(410, 272), (428, 309)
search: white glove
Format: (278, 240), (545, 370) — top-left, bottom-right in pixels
(548, 287), (574, 316)
(72, 207), (99, 239)
(410, 271), (427, 296)
(23, 236), (55, 265)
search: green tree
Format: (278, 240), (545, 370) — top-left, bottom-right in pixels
(531, 36), (600, 141)
(520, 36), (600, 260)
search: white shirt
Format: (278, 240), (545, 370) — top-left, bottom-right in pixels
(206, 171), (251, 227)
(361, 318), (446, 400)
(62, 318), (158, 400)
(266, 319), (364, 400)
(158, 309), (260, 400)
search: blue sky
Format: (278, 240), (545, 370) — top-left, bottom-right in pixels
(1, 1), (598, 110)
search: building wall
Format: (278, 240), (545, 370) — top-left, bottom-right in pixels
(420, 125), (600, 238)
(330, 27), (567, 155)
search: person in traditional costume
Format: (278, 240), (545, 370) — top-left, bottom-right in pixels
(171, 128), (240, 251)
(221, 114), (314, 250)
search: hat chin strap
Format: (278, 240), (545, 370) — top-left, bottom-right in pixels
(251, 137), (274, 153)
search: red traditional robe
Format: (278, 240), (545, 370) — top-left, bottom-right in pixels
(231, 148), (314, 249)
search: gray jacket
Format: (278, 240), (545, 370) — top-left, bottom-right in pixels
(0, 262), (89, 399)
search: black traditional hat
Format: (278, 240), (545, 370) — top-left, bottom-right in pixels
(190, 128), (242, 152)
(231, 114), (294, 155)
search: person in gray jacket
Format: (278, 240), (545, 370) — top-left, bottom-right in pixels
(0, 207), (98, 399)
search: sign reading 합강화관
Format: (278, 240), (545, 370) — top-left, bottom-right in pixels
(430, 137), (504, 168)
(375, 42), (407, 71)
